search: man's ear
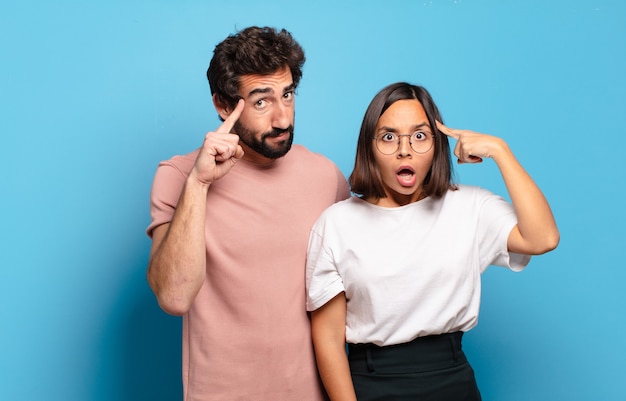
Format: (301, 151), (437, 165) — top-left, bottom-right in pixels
(212, 94), (231, 121)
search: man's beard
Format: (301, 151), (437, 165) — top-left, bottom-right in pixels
(234, 121), (294, 160)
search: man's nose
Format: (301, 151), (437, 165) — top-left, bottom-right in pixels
(272, 102), (291, 129)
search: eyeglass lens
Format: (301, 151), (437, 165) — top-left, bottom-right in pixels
(375, 133), (433, 154)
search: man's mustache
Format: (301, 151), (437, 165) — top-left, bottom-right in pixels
(262, 125), (294, 139)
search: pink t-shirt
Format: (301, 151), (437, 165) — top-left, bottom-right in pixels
(148, 144), (350, 401)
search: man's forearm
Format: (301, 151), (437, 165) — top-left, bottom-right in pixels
(147, 177), (210, 315)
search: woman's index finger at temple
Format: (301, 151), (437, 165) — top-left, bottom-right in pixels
(436, 121), (460, 140)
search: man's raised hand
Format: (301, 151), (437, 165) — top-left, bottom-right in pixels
(191, 99), (245, 185)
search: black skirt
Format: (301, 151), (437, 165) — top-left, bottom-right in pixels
(348, 332), (482, 401)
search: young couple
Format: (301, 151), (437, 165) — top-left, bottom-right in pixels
(147, 26), (559, 401)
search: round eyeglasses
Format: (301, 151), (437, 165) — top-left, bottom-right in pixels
(373, 131), (434, 155)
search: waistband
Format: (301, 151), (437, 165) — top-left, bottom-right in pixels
(348, 332), (466, 373)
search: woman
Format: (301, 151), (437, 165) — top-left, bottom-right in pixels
(306, 82), (559, 400)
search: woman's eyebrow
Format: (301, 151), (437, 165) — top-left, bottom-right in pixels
(377, 122), (431, 132)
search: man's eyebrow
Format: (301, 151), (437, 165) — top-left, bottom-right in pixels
(247, 83), (296, 98)
(248, 87), (273, 97)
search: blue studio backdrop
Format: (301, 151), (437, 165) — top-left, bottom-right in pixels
(1, 1), (625, 400)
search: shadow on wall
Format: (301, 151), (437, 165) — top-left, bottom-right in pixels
(93, 255), (182, 401)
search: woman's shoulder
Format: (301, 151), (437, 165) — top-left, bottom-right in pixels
(315, 196), (367, 224)
(445, 184), (495, 200)
(322, 195), (360, 213)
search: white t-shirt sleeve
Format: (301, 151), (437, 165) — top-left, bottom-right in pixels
(306, 217), (346, 311)
(475, 187), (531, 272)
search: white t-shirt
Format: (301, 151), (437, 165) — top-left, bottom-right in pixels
(306, 185), (530, 346)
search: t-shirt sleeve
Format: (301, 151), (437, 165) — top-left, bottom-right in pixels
(476, 187), (531, 272)
(306, 219), (346, 311)
(146, 161), (188, 238)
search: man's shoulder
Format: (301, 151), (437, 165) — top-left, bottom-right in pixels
(287, 144), (337, 167)
(288, 144), (321, 157)
(157, 148), (200, 174)
(285, 145), (349, 198)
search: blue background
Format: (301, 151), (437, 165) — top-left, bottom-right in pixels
(1, 1), (624, 400)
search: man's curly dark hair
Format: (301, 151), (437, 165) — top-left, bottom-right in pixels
(207, 26), (306, 110)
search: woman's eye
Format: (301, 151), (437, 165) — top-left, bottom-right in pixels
(413, 131), (427, 141)
(382, 133), (396, 142)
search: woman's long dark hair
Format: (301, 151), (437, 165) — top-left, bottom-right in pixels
(349, 82), (456, 200)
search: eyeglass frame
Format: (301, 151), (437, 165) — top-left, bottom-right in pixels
(372, 131), (435, 155)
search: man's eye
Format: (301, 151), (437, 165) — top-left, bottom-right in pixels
(255, 99), (267, 108)
(381, 133), (396, 142)
(283, 91), (294, 100)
